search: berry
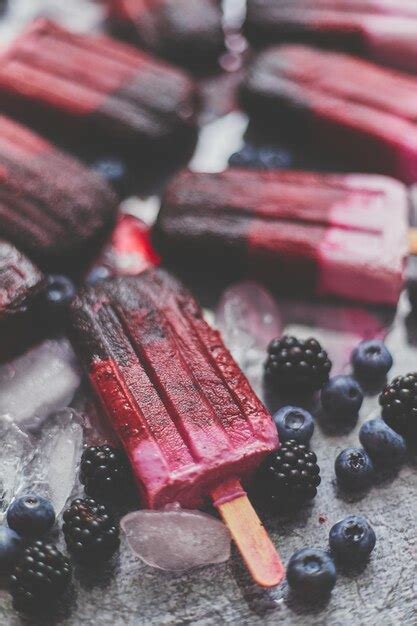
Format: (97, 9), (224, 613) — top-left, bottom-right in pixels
(258, 440), (321, 505)
(359, 418), (406, 466)
(7, 495), (55, 538)
(379, 373), (417, 440)
(335, 448), (374, 490)
(329, 515), (376, 564)
(287, 548), (336, 599)
(265, 336), (332, 393)
(91, 157), (129, 197)
(351, 339), (393, 380)
(63, 498), (119, 561)
(273, 406), (314, 444)
(0, 527), (22, 573)
(321, 375), (363, 420)
(228, 143), (292, 170)
(44, 274), (76, 311)
(10, 541), (71, 612)
(80, 445), (132, 502)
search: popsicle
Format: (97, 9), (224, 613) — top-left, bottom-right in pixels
(0, 241), (45, 319)
(86, 213), (161, 283)
(70, 269), (284, 586)
(107, 0), (225, 71)
(154, 168), (409, 306)
(0, 113), (117, 269)
(245, 0), (417, 74)
(0, 19), (199, 162)
(240, 44), (417, 184)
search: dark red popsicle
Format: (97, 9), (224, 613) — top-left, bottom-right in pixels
(241, 44), (417, 183)
(0, 241), (45, 319)
(0, 19), (199, 161)
(107, 0), (225, 71)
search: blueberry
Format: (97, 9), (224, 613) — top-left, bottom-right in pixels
(329, 515), (376, 564)
(0, 526), (22, 573)
(351, 339), (393, 380)
(228, 143), (292, 169)
(359, 418), (406, 466)
(273, 406), (314, 444)
(335, 448), (374, 490)
(44, 274), (76, 310)
(7, 495), (55, 538)
(287, 548), (337, 599)
(91, 156), (129, 197)
(321, 375), (363, 420)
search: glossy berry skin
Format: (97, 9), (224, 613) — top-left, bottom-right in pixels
(287, 548), (337, 599)
(258, 439), (321, 506)
(329, 515), (376, 564)
(265, 335), (332, 394)
(7, 495), (55, 538)
(379, 373), (417, 440)
(0, 527), (22, 573)
(10, 541), (71, 613)
(91, 156), (129, 197)
(80, 445), (132, 503)
(335, 448), (374, 490)
(321, 375), (363, 420)
(228, 143), (292, 170)
(273, 406), (314, 444)
(44, 274), (76, 311)
(351, 339), (393, 381)
(63, 498), (119, 561)
(359, 418), (406, 466)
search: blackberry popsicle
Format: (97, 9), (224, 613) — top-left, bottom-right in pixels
(240, 45), (417, 184)
(0, 242), (45, 319)
(154, 169), (409, 306)
(0, 114), (118, 270)
(106, 0), (225, 71)
(0, 19), (199, 163)
(245, 0), (417, 74)
(70, 269), (284, 587)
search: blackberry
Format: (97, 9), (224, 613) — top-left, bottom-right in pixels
(80, 445), (132, 502)
(63, 498), (119, 561)
(258, 440), (321, 506)
(379, 373), (417, 440)
(265, 336), (331, 393)
(10, 541), (71, 613)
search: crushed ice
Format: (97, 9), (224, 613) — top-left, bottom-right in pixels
(121, 507), (231, 571)
(216, 281), (282, 392)
(0, 415), (34, 516)
(0, 338), (82, 432)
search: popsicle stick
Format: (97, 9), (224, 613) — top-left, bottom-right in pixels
(211, 479), (285, 588)
(409, 228), (417, 255)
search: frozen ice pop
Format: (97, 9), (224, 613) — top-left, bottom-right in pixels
(0, 241), (45, 319)
(70, 269), (283, 586)
(0, 19), (199, 162)
(240, 44), (417, 184)
(86, 213), (161, 283)
(107, 0), (224, 71)
(0, 113), (117, 269)
(154, 168), (409, 306)
(245, 0), (417, 74)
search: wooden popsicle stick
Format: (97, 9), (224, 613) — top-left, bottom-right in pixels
(211, 479), (285, 588)
(409, 227), (417, 255)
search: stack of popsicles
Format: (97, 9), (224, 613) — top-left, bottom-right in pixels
(245, 0), (417, 73)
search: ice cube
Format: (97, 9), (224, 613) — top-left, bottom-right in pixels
(0, 338), (82, 432)
(0, 415), (34, 516)
(121, 508), (231, 571)
(216, 281), (282, 392)
(25, 409), (84, 516)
